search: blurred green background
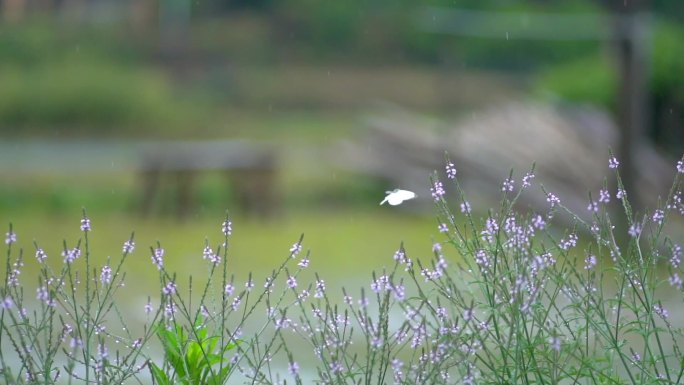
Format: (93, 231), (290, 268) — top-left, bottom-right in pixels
(1, 0), (684, 296)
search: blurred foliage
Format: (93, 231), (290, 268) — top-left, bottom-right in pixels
(0, 21), (208, 135)
(535, 21), (684, 151)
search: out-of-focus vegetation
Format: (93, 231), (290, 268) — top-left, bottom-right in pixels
(2, 0), (684, 282)
(536, 22), (684, 153)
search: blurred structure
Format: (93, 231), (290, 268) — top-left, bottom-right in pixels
(337, 102), (673, 222)
(139, 141), (279, 219)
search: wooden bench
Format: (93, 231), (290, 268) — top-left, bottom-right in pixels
(137, 140), (279, 219)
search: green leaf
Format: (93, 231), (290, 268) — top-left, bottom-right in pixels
(149, 362), (170, 385)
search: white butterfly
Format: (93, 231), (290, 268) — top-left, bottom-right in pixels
(380, 189), (417, 206)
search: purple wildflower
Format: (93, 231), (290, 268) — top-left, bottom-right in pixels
(224, 283), (234, 296)
(532, 214), (546, 229)
(288, 361), (300, 376)
(36, 286), (50, 303)
(289, 242), (302, 257)
(297, 257), (309, 268)
(80, 218), (91, 232)
(584, 255), (597, 270)
(162, 281), (177, 296)
(231, 296), (242, 311)
(616, 188), (626, 200)
(438, 223), (448, 233)
(5, 231), (16, 245)
(652, 209), (665, 225)
(548, 336), (561, 352)
(501, 178), (514, 192)
(677, 157), (684, 174)
(599, 189), (610, 204)
(286, 275), (297, 289)
(587, 200), (598, 212)
(2, 296), (13, 309)
(547, 193), (560, 207)
(431, 180), (445, 201)
(122, 239), (135, 254)
(475, 249), (491, 272)
(668, 273), (682, 289)
(671, 245), (682, 268)
(446, 162), (457, 179)
(145, 300), (153, 314)
(628, 223), (642, 238)
(100, 265), (112, 285)
(460, 201), (471, 214)
(559, 234), (578, 250)
(522, 172), (535, 188)
(653, 304), (669, 320)
(609, 156), (619, 169)
(314, 279), (326, 298)
(202, 245), (220, 265)
(221, 220), (232, 236)
(35, 248), (47, 263)
(62, 247), (81, 264)
(151, 247), (164, 270)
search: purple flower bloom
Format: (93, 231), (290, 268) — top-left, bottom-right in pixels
(36, 286), (50, 303)
(162, 281), (177, 296)
(609, 156), (619, 169)
(668, 273), (682, 289)
(145, 300), (153, 314)
(522, 172), (535, 188)
(475, 249), (491, 272)
(288, 361), (299, 376)
(202, 246), (220, 265)
(314, 279), (326, 298)
(2, 296), (13, 309)
(559, 234), (578, 251)
(122, 240), (135, 254)
(101, 265), (112, 285)
(587, 201), (598, 213)
(438, 223), (448, 233)
(584, 255), (597, 270)
(501, 178), (514, 192)
(677, 157), (684, 174)
(431, 180), (445, 201)
(224, 283), (234, 296)
(35, 248), (47, 263)
(628, 223), (642, 238)
(151, 247), (164, 270)
(62, 247), (81, 264)
(599, 189), (610, 204)
(80, 218), (91, 232)
(548, 336), (561, 352)
(4, 231), (16, 245)
(297, 257), (309, 268)
(231, 296), (242, 311)
(671, 244), (681, 268)
(532, 214), (546, 230)
(289, 242), (302, 257)
(460, 201), (471, 214)
(445, 162), (457, 179)
(653, 304), (669, 320)
(286, 275), (297, 289)
(652, 209), (665, 225)
(222, 220), (232, 236)
(546, 193), (560, 207)
(616, 188), (626, 200)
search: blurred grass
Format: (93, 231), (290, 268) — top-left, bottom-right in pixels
(4, 210), (442, 297)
